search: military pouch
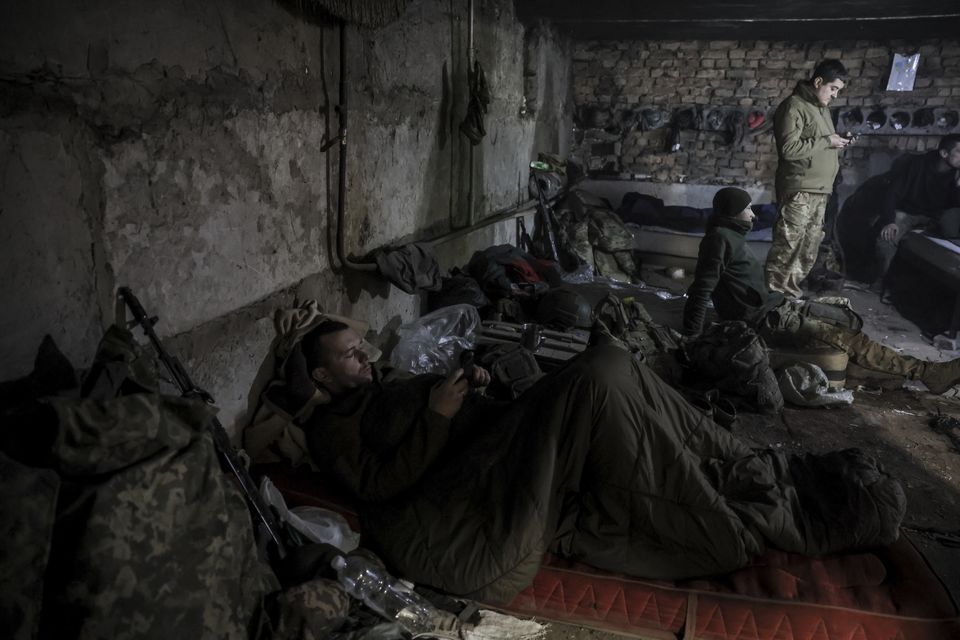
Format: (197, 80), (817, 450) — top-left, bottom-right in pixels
(801, 300), (863, 333)
(481, 344), (544, 400)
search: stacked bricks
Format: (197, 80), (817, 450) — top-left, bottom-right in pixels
(572, 39), (960, 188)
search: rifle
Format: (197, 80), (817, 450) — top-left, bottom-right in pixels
(116, 287), (291, 565)
(530, 163), (561, 263)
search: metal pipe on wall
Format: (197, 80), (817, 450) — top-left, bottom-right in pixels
(426, 198), (537, 248)
(335, 21), (377, 272)
(465, 0), (475, 227)
(330, 12), (551, 270)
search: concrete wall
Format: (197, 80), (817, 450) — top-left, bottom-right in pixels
(0, 0), (573, 434)
(572, 38), (960, 202)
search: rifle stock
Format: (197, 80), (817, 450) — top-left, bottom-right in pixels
(116, 287), (290, 564)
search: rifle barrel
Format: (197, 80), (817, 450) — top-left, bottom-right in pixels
(116, 287), (289, 561)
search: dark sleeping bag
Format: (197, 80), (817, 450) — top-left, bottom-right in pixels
(305, 345), (906, 603)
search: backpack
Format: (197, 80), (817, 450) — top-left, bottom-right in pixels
(683, 321), (784, 414)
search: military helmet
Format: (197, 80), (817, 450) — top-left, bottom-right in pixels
(536, 289), (594, 329)
(866, 109), (886, 130)
(936, 109), (959, 129)
(912, 108), (934, 128)
(890, 111), (910, 131)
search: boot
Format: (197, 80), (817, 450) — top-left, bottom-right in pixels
(919, 358), (960, 394)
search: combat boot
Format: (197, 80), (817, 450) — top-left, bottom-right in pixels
(919, 358), (960, 394)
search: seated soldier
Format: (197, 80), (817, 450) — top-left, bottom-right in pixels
(683, 187), (960, 394)
(298, 318), (905, 604)
(836, 134), (960, 290)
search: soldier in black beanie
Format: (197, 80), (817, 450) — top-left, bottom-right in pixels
(684, 187), (783, 336)
(683, 187), (960, 395)
(712, 186), (753, 219)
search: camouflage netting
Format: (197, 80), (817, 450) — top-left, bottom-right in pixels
(0, 328), (295, 639)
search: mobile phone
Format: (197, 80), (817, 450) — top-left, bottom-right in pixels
(842, 131), (859, 140)
(458, 350), (475, 384)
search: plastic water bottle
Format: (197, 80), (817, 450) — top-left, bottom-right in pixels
(331, 554), (439, 635)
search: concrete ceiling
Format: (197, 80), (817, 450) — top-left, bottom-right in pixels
(516, 1), (960, 41)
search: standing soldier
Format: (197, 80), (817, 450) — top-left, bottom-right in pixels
(766, 59), (853, 298)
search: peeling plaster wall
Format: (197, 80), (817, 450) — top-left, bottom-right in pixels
(0, 0), (572, 434)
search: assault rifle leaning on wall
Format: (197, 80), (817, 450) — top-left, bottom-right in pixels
(116, 287), (305, 577)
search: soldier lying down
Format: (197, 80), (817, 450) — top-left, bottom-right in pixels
(300, 320), (905, 604)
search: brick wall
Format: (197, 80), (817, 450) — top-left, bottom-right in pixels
(572, 39), (960, 195)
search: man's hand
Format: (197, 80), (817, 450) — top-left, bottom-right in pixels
(827, 133), (851, 149)
(471, 366), (491, 387)
(880, 223), (900, 242)
(429, 369), (470, 419)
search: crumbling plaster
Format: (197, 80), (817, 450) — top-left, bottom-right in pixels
(0, 125), (104, 371)
(0, 0), (573, 434)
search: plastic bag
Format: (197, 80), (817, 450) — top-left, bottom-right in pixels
(885, 53), (919, 92)
(560, 262), (596, 284)
(778, 362), (853, 408)
(260, 477), (360, 552)
(388, 304), (480, 375)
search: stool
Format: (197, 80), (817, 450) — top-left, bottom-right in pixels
(768, 346), (849, 391)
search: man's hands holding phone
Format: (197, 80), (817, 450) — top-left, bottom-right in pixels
(829, 132), (857, 149)
(457, 350), (490, 385)
(428, 352), (491, 419)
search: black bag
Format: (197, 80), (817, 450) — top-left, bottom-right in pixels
(427, 271), (490, 311)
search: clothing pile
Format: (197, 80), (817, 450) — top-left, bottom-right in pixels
(551, 189), (644, 283)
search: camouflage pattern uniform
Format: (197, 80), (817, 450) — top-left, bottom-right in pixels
(762, 298), (929, 379)
(557, 193), (642, 283)
(0, 327), (353, 640)
(767, 80), (841, 298)
(272, 580), (350, 640)
(765, 191), (830, 298)
(0, 451), (59, 640)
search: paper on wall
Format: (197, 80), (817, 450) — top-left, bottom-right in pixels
(886, 53), (920, 91)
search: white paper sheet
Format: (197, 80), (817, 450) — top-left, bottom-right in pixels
(886, 53), (920, 92)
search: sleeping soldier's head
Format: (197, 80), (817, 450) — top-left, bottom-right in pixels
(302, 320), (374, 394)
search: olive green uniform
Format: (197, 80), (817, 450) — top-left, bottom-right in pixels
(767, 81), (840, 298)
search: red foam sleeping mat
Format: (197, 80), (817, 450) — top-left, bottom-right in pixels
(264, 464), (960, 640)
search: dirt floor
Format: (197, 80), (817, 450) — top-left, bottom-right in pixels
(532, 268), (960, 639)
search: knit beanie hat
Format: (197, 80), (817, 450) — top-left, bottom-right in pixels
(712, 187), (752, 218)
